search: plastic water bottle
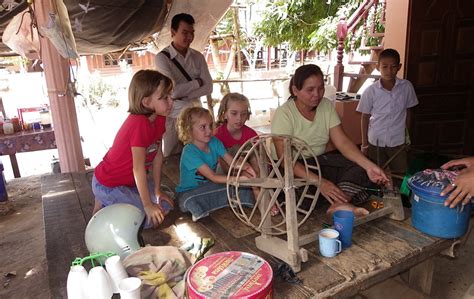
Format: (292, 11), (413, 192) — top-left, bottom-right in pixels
(0, 161), (8, 202)
(3, 120), (14, 135)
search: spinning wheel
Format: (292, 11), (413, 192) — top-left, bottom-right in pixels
(226, 134), (322, 271)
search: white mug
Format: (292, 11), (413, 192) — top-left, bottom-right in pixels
(118, 277), (141, 299)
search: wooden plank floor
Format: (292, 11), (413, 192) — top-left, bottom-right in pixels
(42, 172), (91, 298)
(42, 155), (456, 298)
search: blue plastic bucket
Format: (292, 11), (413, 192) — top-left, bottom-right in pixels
(408, 169), (471, 238)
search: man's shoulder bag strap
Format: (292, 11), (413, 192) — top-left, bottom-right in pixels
(160, 50), (192, 82)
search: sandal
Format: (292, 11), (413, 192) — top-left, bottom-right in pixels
(271, 204), (280, 216)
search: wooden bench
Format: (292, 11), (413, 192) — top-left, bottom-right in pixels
(42, 163), (457, 298)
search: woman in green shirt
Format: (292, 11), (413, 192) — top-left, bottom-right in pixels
(272, 64), (389, 206)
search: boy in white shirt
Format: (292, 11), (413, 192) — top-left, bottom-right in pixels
(357, 48), (418, 177)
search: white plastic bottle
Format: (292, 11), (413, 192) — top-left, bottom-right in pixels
(3, 119), (14, 135)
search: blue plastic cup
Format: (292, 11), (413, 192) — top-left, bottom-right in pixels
(333, 210), (355, 249)
(318, 228), (342, 258)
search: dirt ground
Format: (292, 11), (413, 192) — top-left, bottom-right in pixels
(0, 176), (51, 299)
(0, 175), (472, 299)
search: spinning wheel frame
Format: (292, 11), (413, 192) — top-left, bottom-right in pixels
(226, 134), (322, 236)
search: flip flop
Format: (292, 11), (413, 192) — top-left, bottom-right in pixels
(270, 204), (280, 216)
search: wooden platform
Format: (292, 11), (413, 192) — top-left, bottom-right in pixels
(42, 156), (456, 298)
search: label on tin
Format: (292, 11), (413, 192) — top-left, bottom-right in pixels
(187, 251), (272, 298)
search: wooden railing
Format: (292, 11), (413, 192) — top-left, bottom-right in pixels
(334, 0), (385, 92)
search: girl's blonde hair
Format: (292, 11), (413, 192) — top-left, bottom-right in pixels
(128, 70), (173, 115)
(177, 107), (214, 144)
(216, 92), (252, 125)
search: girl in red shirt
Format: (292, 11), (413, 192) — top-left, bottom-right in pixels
(215, 92), (258, 152)
(92, 70), (174, 228)
(214, 93), (278, 215)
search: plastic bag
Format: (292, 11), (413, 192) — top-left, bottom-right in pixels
(39, 0), (79, 60)
(2, 8), (40, 59)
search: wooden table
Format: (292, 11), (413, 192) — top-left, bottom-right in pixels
(0, 128), (56, 178)
(41, 169), (458, 298)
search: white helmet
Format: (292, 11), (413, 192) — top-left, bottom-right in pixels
(85, 204), (145, 259)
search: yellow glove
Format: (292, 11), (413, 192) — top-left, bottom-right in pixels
(138, 271), (167, 286)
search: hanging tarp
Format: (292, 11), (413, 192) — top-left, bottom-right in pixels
(0, 0), (233, 57)
(64, 0), (167, 54)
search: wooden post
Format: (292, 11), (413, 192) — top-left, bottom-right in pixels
(9, 154), (20, 178)
(258, 141), (272, 235)
(36, 0), (85, 173)
(209, 35), (223, 74)
(266, 46), (271, 71)
(334, 17), (348, 91)
(232, 6), (243, 92)
(404, 259), (435, 295)
(283, 138), (301, 271)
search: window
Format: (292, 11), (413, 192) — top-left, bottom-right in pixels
(103, 53), (134, 67)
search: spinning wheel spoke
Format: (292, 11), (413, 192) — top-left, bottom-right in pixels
(250, 188), (275, 221)
(248, 188), (268, 221)
(266, 158), (283, 180)
(307, 164), (320, 172)
(256, 188), (283, 228)
(295, 185), (309, 206)
(291, 146), (304, 166)
(262, 145), (284, 181)
(296, 208), (310, 215)
(293, 178), (319, 188)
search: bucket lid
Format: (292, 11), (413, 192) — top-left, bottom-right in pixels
(187, 251), (273, 298)
(407, 169), (459, 197)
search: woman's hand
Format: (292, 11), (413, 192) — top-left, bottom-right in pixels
(320, 178), (350, 205)
(441, 157), (474, 170)
(366, 165), (391, 187)
(441, 167), (474, 208)
(143, 203), (164, 228)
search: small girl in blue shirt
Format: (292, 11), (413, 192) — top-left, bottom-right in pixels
(176, 107), (256, 221)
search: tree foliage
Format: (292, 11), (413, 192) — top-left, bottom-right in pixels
(253, 0), (363, 52)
